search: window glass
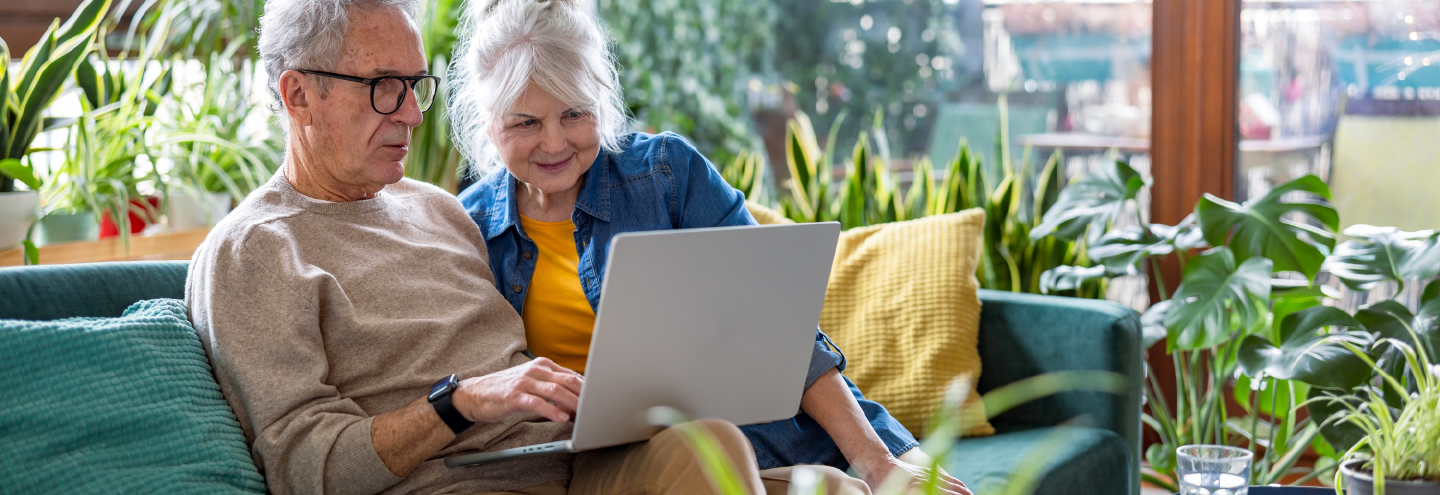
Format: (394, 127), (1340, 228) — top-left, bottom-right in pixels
(758, 0), (1154, 188)
(1237, 0), (1439, 235)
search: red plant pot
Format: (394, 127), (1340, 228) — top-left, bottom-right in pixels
(99, 196), (161, 238)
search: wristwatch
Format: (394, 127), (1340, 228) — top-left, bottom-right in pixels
(428, 374), (474, 435)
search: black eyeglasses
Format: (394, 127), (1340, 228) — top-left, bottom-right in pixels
(296, 69), (441, 115)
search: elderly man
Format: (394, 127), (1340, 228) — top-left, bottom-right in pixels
(186, 0), (805, 494)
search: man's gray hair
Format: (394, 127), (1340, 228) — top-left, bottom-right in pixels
(257, 0), (423, 120)
(448, 0), (629, 176)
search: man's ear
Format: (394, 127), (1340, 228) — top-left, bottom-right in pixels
(279, 70), (315, 126)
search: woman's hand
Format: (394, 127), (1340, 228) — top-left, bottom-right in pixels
(451, 357), (584, 424)
(855, 449), (972, 495)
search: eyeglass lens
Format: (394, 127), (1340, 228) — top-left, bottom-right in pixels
(372, 77), (437, 114)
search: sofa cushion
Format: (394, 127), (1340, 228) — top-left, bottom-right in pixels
(747, 202), (993, 437)
(823, 209), (994, 437)
(945, 426), (1131, 495)
(0, 298), (266, 494)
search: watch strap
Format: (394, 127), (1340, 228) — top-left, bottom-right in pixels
(431, 392), (474, 435)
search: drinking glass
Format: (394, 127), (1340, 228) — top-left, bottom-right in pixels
(1176, 445), (1252, 495)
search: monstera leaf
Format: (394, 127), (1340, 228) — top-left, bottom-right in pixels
(1154, 214), (1209, 251)
(1307, 388), (1367, 453)
(1197, 175), (1339, 279)
(1087, 214), (1209, 276)
(1237, 306), (1373, 389)
(1234, 375), (1309, 419)
(1322, 225), (1440, 292)
(1140, 300), (1172, 350)
(1088, 226), (1172, 274)
(1039, 265), (1106, 294)
(1164, 247), (1273, 350)
(1354, 299), (1440, 361)
(1029, 160), (1147, 243)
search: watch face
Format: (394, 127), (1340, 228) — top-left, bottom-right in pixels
(429, 375), (457, 401)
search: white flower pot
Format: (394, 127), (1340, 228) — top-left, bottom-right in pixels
(168, 191), (232, 230)
(0, 191), (39, 250)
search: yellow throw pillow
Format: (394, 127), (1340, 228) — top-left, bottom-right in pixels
(747, 203), (993, 438)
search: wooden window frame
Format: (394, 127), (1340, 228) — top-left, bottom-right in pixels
(1151, 0), (1241, 219)
(1145, 0), (1242, 455)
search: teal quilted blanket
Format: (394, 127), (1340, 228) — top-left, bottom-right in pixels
(0, 298), (266, 494)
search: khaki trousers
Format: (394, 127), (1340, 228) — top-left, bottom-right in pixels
(476, 419), (868, 495)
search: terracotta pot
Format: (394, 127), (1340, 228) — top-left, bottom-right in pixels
(99, 196), (161, 237)
(1341, 458), (1440, 495)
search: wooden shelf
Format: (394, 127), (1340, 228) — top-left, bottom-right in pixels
(0, 228), (210, 266)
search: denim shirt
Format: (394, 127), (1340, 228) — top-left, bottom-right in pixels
(458, 131), (918, 470)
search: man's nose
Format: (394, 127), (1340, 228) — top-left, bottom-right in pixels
(390, 84), (424, 127)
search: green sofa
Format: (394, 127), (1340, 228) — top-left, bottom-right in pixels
(0, 260), (1143, 494)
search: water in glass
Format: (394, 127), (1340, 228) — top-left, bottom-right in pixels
(1179, 471), (1248, 495)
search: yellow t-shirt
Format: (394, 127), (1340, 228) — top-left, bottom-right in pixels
(518, 215), (596, 374)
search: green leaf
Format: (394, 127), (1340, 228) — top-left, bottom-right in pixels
(1226, 415), (1277, 447)
(1, 38), (11, 148)
(1323, 225), (1440, 292)
(75, 55), (103, 109)
(1354, 300), (1440, 361)
(1153, 214), (1209, 252)
(1312, 433), (1337, 458)
(1268, 284), (1338, 344)
(1236, 306), (1373, 389)
(1031, 150), (1064, 221)
(1164, 247), (1273, 350)
(1146, 443), (1177, 474)
(1029, 160), (1146, 242)
(55, 0), (110, 44)
(1307, 388), (1366, 452)
(783, 119), (815, 221)
(1140, 300), (1171, 350)
(0, 158), (41, 189)
(1087, 225), (1174, 275)
(1039, 265), (1106, 294)
(1196, 175), (1338, 279)
(1234, 375), (1310, 419)
(1423, 282), (1440, 322)
(23, 239), (38, 265)
(8, 2), (107, 160)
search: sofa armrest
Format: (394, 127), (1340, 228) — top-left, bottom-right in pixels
(975, 289), (1143, 485)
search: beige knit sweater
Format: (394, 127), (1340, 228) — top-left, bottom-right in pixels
(186, 173), (572, 495)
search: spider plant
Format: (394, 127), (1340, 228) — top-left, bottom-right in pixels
(159, 37), (280, 206)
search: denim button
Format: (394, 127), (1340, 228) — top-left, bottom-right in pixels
(522, 251), (532, 260)
(512, 284), (523, 293)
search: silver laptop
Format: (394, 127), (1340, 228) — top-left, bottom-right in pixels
(446, 221), (841, 467)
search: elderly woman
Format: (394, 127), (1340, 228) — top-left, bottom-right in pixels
(450, 0), (970, 493)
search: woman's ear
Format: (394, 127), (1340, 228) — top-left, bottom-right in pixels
(279, 70), (315, 127)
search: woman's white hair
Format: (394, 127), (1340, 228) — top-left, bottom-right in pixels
(448, 0), (629, 176)
(257, 0), (422, 125)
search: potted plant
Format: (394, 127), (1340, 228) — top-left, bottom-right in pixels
(1032, 170), (1440, 491)
(1306, 227), (1440, 495)
(0, 0), (110, 257)
(41, 39), (172, 247)
(159, 39), (280, 230)
(1328, 328), (1440, 495)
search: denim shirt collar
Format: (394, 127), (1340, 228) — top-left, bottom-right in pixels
(480, 148), (611, 241)
(573, 149), (611, 222)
